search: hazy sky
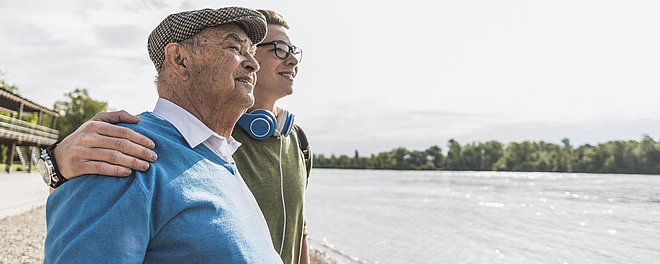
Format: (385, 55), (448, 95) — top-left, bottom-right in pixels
(1, 0), (658, 155)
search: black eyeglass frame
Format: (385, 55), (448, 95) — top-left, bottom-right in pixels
(256, 41), (303, 63)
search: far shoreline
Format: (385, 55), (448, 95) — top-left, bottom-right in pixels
(312, 167), (660, 176)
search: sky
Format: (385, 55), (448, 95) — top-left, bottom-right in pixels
(1, 0), (659, 155)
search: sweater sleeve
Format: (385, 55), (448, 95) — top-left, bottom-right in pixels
(44, 174), (151, 264)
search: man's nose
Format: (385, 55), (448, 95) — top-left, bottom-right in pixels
(243, 53), (260, 73)
(285, 53), (299, 66)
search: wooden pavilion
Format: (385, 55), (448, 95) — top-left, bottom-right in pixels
(0, 89), (59, 173)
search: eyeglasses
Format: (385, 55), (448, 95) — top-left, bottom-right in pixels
(256, 41), (303, 63)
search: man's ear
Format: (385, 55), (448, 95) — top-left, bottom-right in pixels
(163, 43), (191, 80)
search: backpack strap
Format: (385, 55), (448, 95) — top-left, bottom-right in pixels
(293, 124), (312, 182)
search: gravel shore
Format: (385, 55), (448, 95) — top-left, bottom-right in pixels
(0, 207), (45, 264)
(0, 206), (335, 264)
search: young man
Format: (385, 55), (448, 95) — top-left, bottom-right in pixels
(42, 9), (310, 264)
(44, 7), (282, 263)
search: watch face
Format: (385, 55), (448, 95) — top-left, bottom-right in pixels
(37, 158), (50, 184)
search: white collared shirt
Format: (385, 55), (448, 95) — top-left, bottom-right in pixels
(152, 98), (241, 164)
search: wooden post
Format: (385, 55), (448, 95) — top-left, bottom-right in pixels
(38, 111), (43, 126)
(5, 143), (14, 173)
(52, 117), (58, 131)
(18, 103), (24, 120)
(13, 103), (24, 173)
(27, 146), (33, 173)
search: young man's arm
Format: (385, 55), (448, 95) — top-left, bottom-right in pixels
(300, 234), (310, 264)
(53, 110), (157, 180)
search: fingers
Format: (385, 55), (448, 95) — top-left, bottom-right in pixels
(91, 110), (140, 124)
(83, 121), (156, 150)
(77, 161), (133, 177)
(54, 143), (152, 180)
(77, 148), (150, 173)
(81, 134), (157, 163)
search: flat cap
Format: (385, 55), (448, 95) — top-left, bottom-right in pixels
(147, 7), (267, 71)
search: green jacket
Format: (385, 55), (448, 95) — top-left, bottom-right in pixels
(232, 126), (311, 264)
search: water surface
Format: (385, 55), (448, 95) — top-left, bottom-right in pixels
(305, 169), (660, 264)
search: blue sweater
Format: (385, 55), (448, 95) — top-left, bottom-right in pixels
(45, 112), (281, 264)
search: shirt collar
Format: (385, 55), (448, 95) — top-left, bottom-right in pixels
(152, 98), (241, 154)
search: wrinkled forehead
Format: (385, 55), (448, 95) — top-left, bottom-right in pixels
(195, 23), (254, 45)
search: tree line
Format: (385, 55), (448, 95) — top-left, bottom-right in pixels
(314, 137), (660, 175)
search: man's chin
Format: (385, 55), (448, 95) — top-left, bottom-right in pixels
(242, 96), (255, 110)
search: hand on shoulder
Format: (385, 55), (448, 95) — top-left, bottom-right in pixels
(53, 110), (158, 180)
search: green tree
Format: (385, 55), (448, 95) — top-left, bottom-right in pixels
(574, 144), (600, 172)
(424, 145), (444, 169)
(0, 71), (19, 94)
(479, 141), (504, 170)
(500, 141), (535, 171)
(391, 147), (411, 170)
(374, 151), (395, 169)
(353, 150), (362, 168)
(560, 138), (574, 172)
(53, 88), (107, 139)
(445, 139), (463, 170)
(408, 149), (433, 170)
(640, 135), (660, 173)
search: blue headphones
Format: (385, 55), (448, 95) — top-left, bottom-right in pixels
(237, 109), (295, 140)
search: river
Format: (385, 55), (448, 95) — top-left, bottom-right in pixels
(305, 169), (660, 264)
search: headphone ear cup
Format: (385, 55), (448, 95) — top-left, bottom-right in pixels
(278, 111), (295, 137)
(237, 110), (277, 140)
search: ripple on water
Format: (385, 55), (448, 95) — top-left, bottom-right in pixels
(480, 202), (504, 208)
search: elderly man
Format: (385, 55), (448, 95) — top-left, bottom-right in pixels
(43, 7), (282, 263)
(41, 9), (310, 264)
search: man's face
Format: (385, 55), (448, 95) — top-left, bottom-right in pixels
(187, 24), (259, 112)
(254, 24), (300, 103)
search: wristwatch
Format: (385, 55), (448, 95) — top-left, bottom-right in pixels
(37, 141), (67, 188)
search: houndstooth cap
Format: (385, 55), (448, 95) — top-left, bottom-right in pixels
(147, 7), (267, 71)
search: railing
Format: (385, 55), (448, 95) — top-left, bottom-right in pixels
(0, 114), (59, 146)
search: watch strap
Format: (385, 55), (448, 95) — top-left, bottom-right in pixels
(46, 140), (67, 189)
